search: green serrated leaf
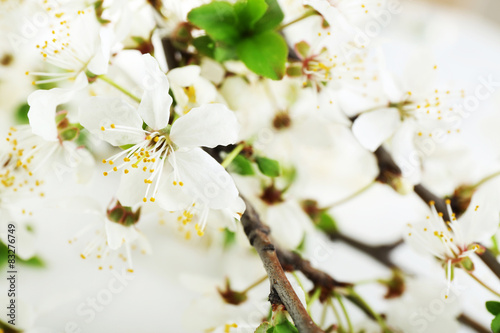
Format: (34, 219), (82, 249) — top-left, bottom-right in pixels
(487, 301), (500, 316)
(234, 0), (268, 31)
(192, 35), (215, 58)
(230, 155), (255, 175)
(236, 30), (287, 79)
(253, 0), (284, 32)
(255, 156), (281, 177)
(187, 2), (240, 45)
(316, 212), (338, 234)
(492, 313), (500, 333)
(14, 103), (30, 124)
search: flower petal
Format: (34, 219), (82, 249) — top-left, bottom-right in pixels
(87, 27), (112, 75)
(79, 96), (144, 146)
(27, 72), (88, 141)
(352, 107), (401, 152)
(169, 148), (238, 210)
(138, 54), (172, 130)
(156, 172), (193, 211)
(170, 104), (239, 148)
(104, 219), (138, 250)
(116, 166), (151, 206)
(167, 65), (201, 87)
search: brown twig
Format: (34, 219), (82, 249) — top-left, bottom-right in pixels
(329, 233), (402, 269)
(457, 314), (490, 333)
(241, 197), (324, 333)
(276, 248), (352, 302)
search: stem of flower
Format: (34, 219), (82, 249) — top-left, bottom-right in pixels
(292, 271), (310, 303)
(491, 235), (500, 256)
(220, 143), (245, 168)
(320, 303), (328, 328)
(335, 294), (354, 333)
(323, 181), (375, 209)
(241, 275), (269, 294)
(346, 288), (391, 333)
(470, 170), (500, 190)
(98, 75), (141, 103)
(466, 270), (500, 298)
(327, 297), (345, 332)
(276, 10), (317, 31)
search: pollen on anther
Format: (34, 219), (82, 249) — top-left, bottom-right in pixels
(150, 198), (155, 202)
(143, 197), (147, 202)
(429, 200), (435, 206)
(101, 126), (105, 131)
(124, 169), (129, 174)
(445, 199), (451, 204)
(103, 172), (108, 176)
(110, 124), (116, 129)
(80, 254), (86, 259)
(173, 181), (177, 186)
(179, 181), (184, 186)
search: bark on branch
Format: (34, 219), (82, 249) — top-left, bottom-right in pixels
(241, 197), (324, 333)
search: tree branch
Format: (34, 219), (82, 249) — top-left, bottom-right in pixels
(241, 197), (324, 333)
(375, 146), (500, 281)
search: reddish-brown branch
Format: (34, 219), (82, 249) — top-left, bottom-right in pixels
(241, 197), (324, 333)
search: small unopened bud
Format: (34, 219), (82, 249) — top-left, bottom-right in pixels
(378, 269), (406, 299)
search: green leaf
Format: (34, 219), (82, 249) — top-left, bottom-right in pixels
(20, 255), (45, 267)
(234, 0), (268, 31)
(14, 103), (30, 124)
(253, 0), (284, 32)
(487, 301), (500, 316)
(255, 323), (271, 333)
(316, 212), (338, 234)
(230, 155), (255, 175)
(223, 228), (237, 249)
(236, 31), (287, 80)
(273, 321), (299, 333)
(492, 313), (500, 333)
(192, 35), (215, 58)
(295, 234), (306, 253)
(0, 241), (7, 268)
(255, 156), (281, 177)
(214, 44), (238, 62)
(0, 241), (45, 268)
(187, 2), (240, 45)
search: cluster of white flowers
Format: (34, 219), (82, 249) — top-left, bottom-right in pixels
(1, 0), (500, 332)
